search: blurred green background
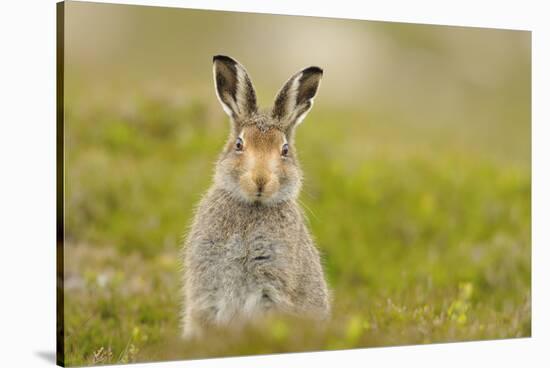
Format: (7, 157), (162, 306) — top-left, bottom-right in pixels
(62, 2), (531, 366)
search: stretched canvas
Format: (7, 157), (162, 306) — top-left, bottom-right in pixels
(57, 1), (531, 366)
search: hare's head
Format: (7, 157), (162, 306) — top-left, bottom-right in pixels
(211, 55), (323, 205)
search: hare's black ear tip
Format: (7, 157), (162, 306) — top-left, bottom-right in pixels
(304, 66), (324, 76)
(213, 55), (236, 65)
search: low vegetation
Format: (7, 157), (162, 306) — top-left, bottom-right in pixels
(63, 85), (530, 365)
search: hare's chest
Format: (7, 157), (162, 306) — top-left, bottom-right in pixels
(220, 232), (282, 266)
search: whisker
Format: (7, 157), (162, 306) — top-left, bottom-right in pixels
(298, 197), (320, 223)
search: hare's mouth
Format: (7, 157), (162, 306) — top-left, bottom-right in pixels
(253, 192), (266, 203)
(236, 179), (278, 204)
(250, 190), (273, 204)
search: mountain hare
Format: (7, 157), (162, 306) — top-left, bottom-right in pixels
(181, 55), (330, 339)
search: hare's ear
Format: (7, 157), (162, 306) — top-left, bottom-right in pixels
(213, 55), (257, 123)
(272, 66), (323, 132)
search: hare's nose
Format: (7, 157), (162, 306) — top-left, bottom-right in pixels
(254, 176), (267, 193)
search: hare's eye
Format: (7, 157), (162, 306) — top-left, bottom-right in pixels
(235, 137), (244, 152)
(281, 143), (289, 157)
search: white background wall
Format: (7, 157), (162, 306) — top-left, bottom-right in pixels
(0, 0), (548, 367)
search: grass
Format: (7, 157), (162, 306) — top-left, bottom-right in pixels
(62, 82), (530, 366)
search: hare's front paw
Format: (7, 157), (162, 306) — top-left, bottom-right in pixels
(182, 321), (204, 340)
